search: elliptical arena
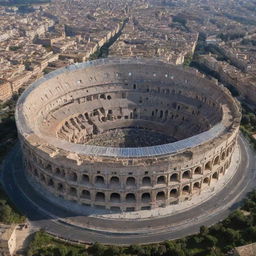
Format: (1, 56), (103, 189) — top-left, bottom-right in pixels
(16, 58), (241, 214)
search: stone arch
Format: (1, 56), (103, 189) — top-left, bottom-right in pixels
(110, 176), (120, 186)
(110, 193), (121, 203)
(203, 177), (210, 184)
(40, 174), (46, 183)
(182, 170), (190, 179)
(48, 178), (54, 187)
(157, 176), (166, 184)
(193, 182), (200, 190)
(81, 190), (90, 199)
(142, 176), (151, 186)
(170, 188), (178, 197)
(95, 192), (105, 202)
(56, 168), (65, 177)
(170, 173), (178, 182)
(81, 174), (89, 184)
(182, 185), (190, 194)
(95, 175), (105, 185)
(46, 164), (52, 171)
(156, 191), (165, 201)
(126, 193), (136, 203)
(205, 161), (212, 171)
(141, 192), (151, 202)
(213, 156), (220, 166)
(100, 94), (106, 99)
(69, 187), (77, 196)
(160, 110), (163, 118)
(212, 172), (218, 180)
(221, 151), (226, 161)
(57, 183), (64, 192)
(126, 177), (136, 186)
(194, 166), (202, 175)
(69, 172), (77, 182)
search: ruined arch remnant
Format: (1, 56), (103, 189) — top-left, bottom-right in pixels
(16, 58), (241, 212)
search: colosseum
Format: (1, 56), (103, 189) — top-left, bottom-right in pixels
(15, 58), (241, 213)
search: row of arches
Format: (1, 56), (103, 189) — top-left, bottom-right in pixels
(27, 152), (232, 190)
(33, 166), (223, 203)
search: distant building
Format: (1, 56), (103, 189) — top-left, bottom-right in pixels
(233, 243), (256, 256)
(0, 224), (16, 256)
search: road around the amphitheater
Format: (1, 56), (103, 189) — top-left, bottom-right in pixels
(1, 135), (256, 245)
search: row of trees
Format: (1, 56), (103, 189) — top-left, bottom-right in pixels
(240, 104), (256, 150)
(0, 93), (26, 224)
(0, 187), (26, 224)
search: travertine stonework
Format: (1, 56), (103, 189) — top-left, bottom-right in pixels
(15, 58), (241, 212)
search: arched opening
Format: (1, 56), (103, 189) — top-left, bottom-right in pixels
(57, 183), (64, 192)
(212, 172), (218, 180)
(81, 174), (89, 184)
(56, 168), (61, 176)
(107, 95), (111, 100)
(213, 156), (220, 166)
(48, 178), (54, 187)
(193, 182), (200, 190)
(220, 167), (224, 174)
(110, 193), (121, 203)
(95, 175), (105, 185)
(40, 174), (46, 183)
(182, 185), (190, 195)
(157, 176), (166, 184)
(182, 170), (190, 179)
(156, 191), (165, 201)
(126, 177), (136, 187)
(56, 168), (65, 177)
(164, 110), (168, 120)
(205, 161), (211, 171)
(70, 172), (77, 182)
(141, 192), (151, 202)
(194, 167), (202, 175)
(100, 94), (106, 99)
(142, 176), (151, 186)
(160, 110), (163, 118)
(110, 176), (120, 186)
(170, 173), (178, 182)
(126, 193), (136, 203)
(170, 188), (178, 197)
(46, 164), (52, 171)
(133, 84), (136, 89)
(95, 192), (105, 202)
(221, 152), (226, 160)
(81, 190), (90, 199)
(69, 187), (77, 196)
(203, 177), (209, 184)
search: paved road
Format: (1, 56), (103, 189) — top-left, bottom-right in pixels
(1, 135), (256, 245)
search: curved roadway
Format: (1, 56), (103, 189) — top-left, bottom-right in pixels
(1, 135), (256, 245)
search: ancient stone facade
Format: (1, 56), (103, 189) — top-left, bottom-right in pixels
(15, 58), (241, 212)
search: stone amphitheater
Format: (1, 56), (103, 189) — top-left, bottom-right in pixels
(15, 58), (241, 213)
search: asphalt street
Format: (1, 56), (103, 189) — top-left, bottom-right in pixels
(1, 135), (256, 245)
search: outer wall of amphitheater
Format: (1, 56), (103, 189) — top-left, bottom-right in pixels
(22, 138), (237, 212)
(16, 58), (241, 213)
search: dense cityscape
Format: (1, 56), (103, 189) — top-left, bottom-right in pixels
(0, 0), (256, 255)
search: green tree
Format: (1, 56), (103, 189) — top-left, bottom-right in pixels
(88, 242), (106, 256)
